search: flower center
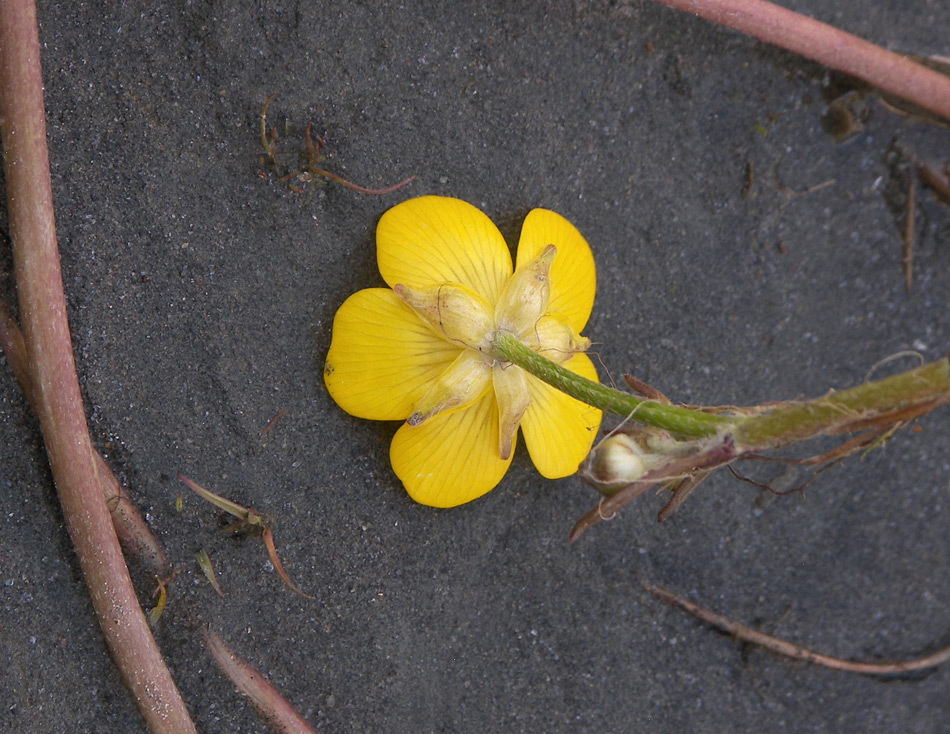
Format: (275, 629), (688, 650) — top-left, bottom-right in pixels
(395, 244), (588, 459)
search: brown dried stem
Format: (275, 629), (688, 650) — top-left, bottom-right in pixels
(0, 303), (169, 575)
(917, 161), (950, 204)
(0, 1), (194, 730)
(203, 627), (319, 734)
(645, 583), (950, 675)
(650, 0), (950, 122)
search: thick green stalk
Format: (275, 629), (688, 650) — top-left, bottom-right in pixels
(491, 330), (733, 437)
(572, 356), (950, 538)
(733, 358), (950, 450)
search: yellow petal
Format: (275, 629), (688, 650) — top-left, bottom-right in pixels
(520, 352), (602, 478)
(324, 288), (461, 421)
(377, 196), (513, 305)
(390, 393), (513, 507)
(515, 209), (596, 332)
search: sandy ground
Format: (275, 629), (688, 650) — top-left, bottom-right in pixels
(1, 1), (948, 732)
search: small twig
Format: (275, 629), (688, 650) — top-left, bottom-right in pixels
(903, 177), (915, 292)
(917, 161), (950, 204)
(649, 0), (950, 121)
(260, 408), (289, 435)
(308, 165), (416, 196)
(644, 583), (950, 675)
(260, 98), (414, 195)
(180, 475), (314, 599)
(726, 459), (841, 497)
(304, 127), (415, 194)
(774, 178), (836, 198)
(261, 526), (315, 600)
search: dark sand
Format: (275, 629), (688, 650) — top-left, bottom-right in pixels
(1, 2), (947, 731)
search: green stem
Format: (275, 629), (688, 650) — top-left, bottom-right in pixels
(733, 358), (950, 450)
(491, 330), (733, 438)
(572, 356), (950, 538)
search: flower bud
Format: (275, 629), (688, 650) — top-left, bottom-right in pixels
(581, 433), (648, 494)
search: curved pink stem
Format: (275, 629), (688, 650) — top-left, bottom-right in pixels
(651, 0), (950, 121)
(0, 1), (194, 730)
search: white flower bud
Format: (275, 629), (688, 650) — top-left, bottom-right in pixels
(586, 433), (647, 492)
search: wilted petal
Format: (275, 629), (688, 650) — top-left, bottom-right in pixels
(494, 245), (555, 338)
(409, 350), (493, 426)
(515, 209), (596, 332)
(377, 196), (513, 306)
(324, 288), (461, 421)
(390, 394), (514, 507)
(491, 364), (530, 460)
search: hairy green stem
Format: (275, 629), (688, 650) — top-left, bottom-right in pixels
(572, 356), (950, 538)
(491, 330), (733, 437)
(733, 358), (950, 450)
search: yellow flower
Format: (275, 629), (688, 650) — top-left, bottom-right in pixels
(324, 196), (602, 507)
